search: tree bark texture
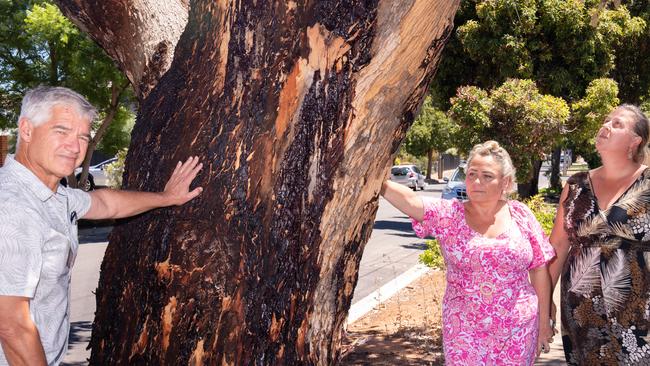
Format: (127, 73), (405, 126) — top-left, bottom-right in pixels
(60, 1), (460, 364)
(55, 0), (189, 100)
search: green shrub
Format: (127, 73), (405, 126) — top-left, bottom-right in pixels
(419, 239), (445, 270)
(523, 194), (556, 236)
(105, 148), (127, 188)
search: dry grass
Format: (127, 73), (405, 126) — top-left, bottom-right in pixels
(341, 270), (446, 365)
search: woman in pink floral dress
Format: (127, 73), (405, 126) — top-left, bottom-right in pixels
(382, 141), (555, 365)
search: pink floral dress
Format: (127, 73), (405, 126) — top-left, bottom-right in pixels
(412, 198), (555, 365)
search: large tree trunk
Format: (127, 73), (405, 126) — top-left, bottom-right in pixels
(57, 1), (460, 364)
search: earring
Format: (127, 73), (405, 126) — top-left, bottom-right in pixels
(628, 148), (634, 160)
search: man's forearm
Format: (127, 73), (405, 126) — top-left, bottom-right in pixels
(0, 324), (47, 366)
(86, 189), (170, 220)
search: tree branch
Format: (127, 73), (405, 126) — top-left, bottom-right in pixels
(53, 0), (188, 100)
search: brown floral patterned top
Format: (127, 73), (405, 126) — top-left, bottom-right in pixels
(561, 168), (650, 365)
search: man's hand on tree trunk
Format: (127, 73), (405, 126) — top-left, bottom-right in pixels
(162, 156), (204, 206)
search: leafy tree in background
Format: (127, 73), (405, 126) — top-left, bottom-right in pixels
(96, 106), (135, 156)
(0, 0), (41, 128)
(611, 0), (650, 104)
(429, 0), (643, 189)
(449, 78), (569, 198)
(0, 0), (135, 188)
(435, 0), (642, 104)
(403, 96), (457, 179)
(568, 78), (619, 170)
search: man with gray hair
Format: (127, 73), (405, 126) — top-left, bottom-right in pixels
(0, 86), (203, 365)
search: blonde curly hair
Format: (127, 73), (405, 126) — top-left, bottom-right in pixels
(466, 140), (517, 196)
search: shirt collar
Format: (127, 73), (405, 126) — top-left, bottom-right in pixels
(3, 155), (63, 202)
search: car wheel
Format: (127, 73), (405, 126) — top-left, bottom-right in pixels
(412, 186), (417, 191)
(76, 173), (96, 192)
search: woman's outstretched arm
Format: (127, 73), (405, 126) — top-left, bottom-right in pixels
(381, 180), (425, 222)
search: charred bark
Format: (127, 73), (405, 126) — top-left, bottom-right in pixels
(63, 1), (460, 364)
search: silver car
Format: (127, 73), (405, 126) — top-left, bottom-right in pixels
(441, 164), (467, 200)
(390, 164), (426, 191)
(74, 157), (117, 191)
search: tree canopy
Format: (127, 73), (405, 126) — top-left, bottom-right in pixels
(433, 0), (644, 107)
(404, 96), (456, 156)
(417, 0), (647, 184)
(449, 78), (569, 188)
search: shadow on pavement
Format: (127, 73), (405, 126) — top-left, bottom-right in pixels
(61, 360), (88, 366)
(78, 226), (112, 244)
(341, 327), (444, 365)
(373, 220), (414, 233)
(400, 242), (427, 250)
(68, 321), (92, 346)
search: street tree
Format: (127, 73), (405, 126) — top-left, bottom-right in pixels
(404, 96), (457, 179)
(53, 0), (461, 364)
(449, 78), (569, 198)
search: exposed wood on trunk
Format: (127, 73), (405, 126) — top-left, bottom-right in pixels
(54, 0), (189, 100)
(61, 0), (462, 364)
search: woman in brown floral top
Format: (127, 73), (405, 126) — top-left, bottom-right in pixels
(549, 104), (650, 364)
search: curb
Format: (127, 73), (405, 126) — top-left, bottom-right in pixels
(347, 263), (431, 325)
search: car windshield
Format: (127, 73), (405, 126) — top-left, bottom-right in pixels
(451, 167), (465, 182)
(391, 167), (410, 176)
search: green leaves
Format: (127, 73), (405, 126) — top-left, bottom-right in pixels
(570, 78), (619, 144)
(432, 0), (645, 105)
(403, 96), (457, 157)
(449, 78), (568, 182)
(24, 3), (78, 45)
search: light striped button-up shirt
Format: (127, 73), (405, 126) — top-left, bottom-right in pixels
(0, 156), (91, 365)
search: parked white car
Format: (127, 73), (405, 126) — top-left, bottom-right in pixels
(390, 164), (426, 191)
(73, 157), (117, 191)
